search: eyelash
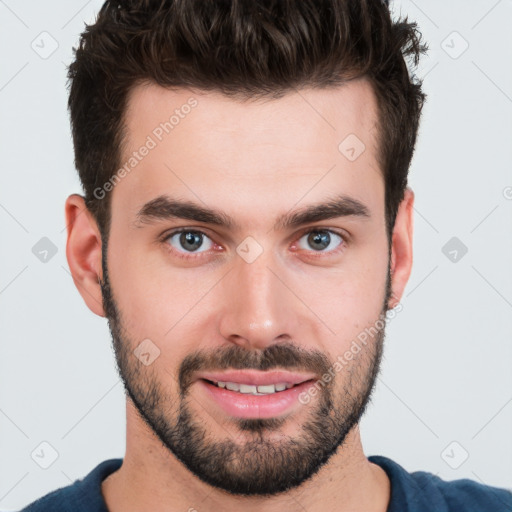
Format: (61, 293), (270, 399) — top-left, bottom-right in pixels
(160, 227), (349, 261)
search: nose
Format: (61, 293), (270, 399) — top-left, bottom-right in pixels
(218, 249), (299, 351)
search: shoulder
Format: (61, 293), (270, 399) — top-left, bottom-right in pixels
(369, 455), (512, 512)
(19, 458), (123, 512)
(412, 469), (512, 510)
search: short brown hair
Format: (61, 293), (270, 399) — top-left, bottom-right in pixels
(67, 0), (427, 241)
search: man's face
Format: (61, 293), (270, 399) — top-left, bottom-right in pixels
(100, 80), (392, 496)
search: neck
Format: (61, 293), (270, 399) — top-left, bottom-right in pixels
(102, 399), (390, 512)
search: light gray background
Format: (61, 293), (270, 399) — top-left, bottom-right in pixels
(1, 0), (511, 509)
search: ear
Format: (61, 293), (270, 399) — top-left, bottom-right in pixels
(64, 194), (105, 317)
(388, 187), (414, 309)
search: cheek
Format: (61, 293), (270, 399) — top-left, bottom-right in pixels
(106, 236), (174, 339)
(311, 273), (386, 340)
(301, 247), (389, 346)
(107, 239), (217, 371)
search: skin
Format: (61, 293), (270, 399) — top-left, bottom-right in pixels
(65, 78), (414, 512)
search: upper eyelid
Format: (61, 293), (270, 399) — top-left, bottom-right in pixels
(295, 226), (348, 240)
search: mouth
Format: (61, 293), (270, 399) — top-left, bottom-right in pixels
(200, 378), (311, 396)
(195, 373), (318, 419)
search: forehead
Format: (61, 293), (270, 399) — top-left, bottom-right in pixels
(114, 79), (383, 226)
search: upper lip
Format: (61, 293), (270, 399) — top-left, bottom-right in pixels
(195, 370), (317, 387)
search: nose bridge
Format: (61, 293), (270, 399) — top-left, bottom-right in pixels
(218, 246), (294, 349)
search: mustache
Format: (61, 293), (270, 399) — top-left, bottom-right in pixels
(179, 342), (332, 393)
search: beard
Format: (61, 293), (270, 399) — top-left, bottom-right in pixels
(99, 239), (392, 497)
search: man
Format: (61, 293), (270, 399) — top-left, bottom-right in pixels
(21, 0), (512, 511)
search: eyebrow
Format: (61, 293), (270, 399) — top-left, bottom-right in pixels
(134, 193), (370, 231)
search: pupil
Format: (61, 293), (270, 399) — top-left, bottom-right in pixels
(309, 231), (330, 251)
(181, 231), (202, 251)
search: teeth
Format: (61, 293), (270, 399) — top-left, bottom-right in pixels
(239, 384), (258, 394)
(257, 384), (276, 394)
(214, 381), (295, 395)
(225, 382), (240, 391)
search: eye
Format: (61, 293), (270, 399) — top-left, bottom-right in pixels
(161, 227), (347, 261)
(164, 229), (214, 255)
(295, 229), (345, 254)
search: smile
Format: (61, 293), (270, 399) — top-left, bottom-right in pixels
(197, 378), (317, 419)
(205, 379), (297, 395)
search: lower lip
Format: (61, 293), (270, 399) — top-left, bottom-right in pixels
(197, 379), (316, 419)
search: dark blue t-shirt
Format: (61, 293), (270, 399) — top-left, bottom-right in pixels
(19, 455), (512, 511)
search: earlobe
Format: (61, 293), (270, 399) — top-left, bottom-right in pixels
(388, 187), (414, 309)
(64, 194), (106, 317)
